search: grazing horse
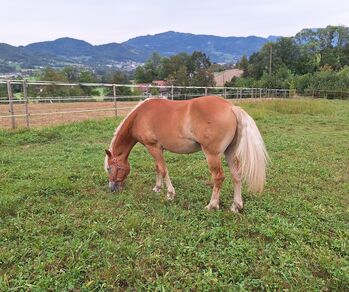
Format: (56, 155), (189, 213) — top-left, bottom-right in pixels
(105, 96), (268, 212)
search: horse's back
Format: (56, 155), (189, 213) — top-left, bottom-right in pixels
(136, 95), (233, 119)
(132, 96), (237, 154)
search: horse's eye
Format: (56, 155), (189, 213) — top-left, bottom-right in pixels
(107, 167), (111, 173)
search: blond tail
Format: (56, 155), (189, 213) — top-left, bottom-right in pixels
(231, 106), (269, 193)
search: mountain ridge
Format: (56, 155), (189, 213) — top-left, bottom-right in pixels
(0, 31), (280, 73)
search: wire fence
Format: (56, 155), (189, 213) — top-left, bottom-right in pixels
(303, 89), (349, 99)
(0, 79), (342, 129)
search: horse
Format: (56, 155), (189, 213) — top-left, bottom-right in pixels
(104, 95), (268, 212)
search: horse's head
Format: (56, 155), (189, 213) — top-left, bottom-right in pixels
(104, 149), (130, 192)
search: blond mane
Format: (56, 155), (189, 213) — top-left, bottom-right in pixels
(104, 99), (150, 172)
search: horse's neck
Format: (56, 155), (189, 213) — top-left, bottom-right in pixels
(112, 118), (137, 163)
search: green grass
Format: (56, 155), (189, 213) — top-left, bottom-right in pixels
(0, 98), (348, 290)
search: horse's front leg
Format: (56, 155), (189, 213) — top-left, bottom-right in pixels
(146, 145), (176, 200)
(204, 152), (225, 210)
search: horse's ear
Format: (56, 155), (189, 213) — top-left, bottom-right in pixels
(105, 149), (112, 158)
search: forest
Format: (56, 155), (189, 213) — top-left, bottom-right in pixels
(230, 26), (349, 92)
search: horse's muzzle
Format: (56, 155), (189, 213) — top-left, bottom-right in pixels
(109, 181), (120, 192)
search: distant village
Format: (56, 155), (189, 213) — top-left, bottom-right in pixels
(0, 60), (142, 80)
(0, 66), (243, 88)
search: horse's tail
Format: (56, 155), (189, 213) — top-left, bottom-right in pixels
(231, 106), (269, 193)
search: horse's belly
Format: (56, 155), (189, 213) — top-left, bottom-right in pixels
(162, 139), (201, 154)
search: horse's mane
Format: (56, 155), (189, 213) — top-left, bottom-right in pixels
(104, 98), (151, 172)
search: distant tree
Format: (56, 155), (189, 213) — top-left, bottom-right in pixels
(33, 67), (83, 97)
(231, 25), (349, 94)
(247, 47), (270, 79)
(134, 66), (155, 83)
(168, 65), (189, 86)
(187, 51), (211, 72)
(295, 25), (349, 71)
(167, 53), (191, 78)
(78, 70), (99, 96)
(149, 52), (162, 72)
(41, 67), (67, 82)
(79, 70), (97, 83)
(0, 83), (7, 97)
(192, 68), (215, 87)
(104, 71), (132, 96)
(149, 87), (159, 96)
(236, 55), (249, 77)
(135, 51), (214, 87)
(62, 66), (79, 82)
(134, 52), (163, 83)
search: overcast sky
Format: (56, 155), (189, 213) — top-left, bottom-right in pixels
(2, 0), (349, 46)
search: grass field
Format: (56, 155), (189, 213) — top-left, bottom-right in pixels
(0, 98), (348, 290)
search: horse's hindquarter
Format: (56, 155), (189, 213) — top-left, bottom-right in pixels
(189, 96), (237, 154)
(132, 97), (237, 154)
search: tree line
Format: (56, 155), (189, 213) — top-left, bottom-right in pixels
(134, 51), (215, 86)
(0, 51), (218, 98)
(229, 25), (349, 92)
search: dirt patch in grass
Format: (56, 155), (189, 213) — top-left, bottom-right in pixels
(0, 98), (284, 129)
(0, 101), (140, 129)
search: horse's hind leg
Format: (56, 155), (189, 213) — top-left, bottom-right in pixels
(153, 166), (163, 193)
(146, 145), (176, 200)
(203, 151), (225, 210)
(225, 145), (243, 213)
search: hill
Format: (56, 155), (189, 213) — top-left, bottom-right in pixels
(0, 32), (278, 73)
(125, 31), (278, 63)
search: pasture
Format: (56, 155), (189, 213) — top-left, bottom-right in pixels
(0, 98), (348, 290)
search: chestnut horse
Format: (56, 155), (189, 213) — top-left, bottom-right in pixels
(105, 96), (268, 212)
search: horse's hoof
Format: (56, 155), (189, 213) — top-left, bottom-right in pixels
(205, 203), (219, 210)
(230, 203), (242, 213)
(152, 186), (162, 193)
(166, 192), (175, 201)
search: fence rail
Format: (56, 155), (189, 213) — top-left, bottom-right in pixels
(0, 79), (342, 129)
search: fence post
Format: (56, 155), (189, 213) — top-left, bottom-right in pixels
(7, 81), (16, 129)
(113, 84), (117, 116)
(223, 87), (227, 98)
(205, 87), (208, 96)
(171, 85), (174, 100)
(23, 80), (30, 128)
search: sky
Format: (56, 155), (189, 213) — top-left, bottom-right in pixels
(1, 0), (349, 46)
